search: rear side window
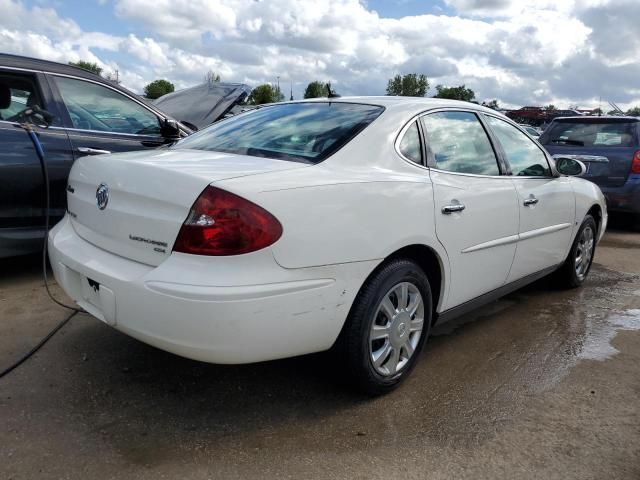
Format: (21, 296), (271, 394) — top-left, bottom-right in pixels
(421, 111), (500, 175)
(484, 115), (550, 177)
(398, 121), (423, 165)
(542, 120), (637, 147)
(175, 102), (384, 164)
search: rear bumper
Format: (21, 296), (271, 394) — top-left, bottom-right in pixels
(48, 215), (375, 364)
(600, 175), (640, 214)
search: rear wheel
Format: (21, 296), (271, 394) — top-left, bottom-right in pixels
(555, 215), (597, 288)
(337, 259), (432, 395)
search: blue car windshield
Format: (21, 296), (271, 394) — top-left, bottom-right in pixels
(173, 102), (384, 163)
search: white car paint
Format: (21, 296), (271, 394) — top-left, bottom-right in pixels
(48, 97), (607, 365)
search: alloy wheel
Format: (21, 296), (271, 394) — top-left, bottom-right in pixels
(369, 282), (424, 376)
(575, 225), (594, 281)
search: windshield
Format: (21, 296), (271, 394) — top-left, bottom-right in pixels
(542, 120), (637, 147)
(174, 102), (384, 163)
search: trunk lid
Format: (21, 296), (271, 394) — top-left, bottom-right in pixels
(541, 117), (639, 187)
(66, 148), (306, 266)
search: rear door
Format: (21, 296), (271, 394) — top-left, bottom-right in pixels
(541, 118), (639, 187)
(484, 114), (575, 282)
(0, 69), (73, 238)
(48, 74), (168, 158)
(422, 110), (519, 310)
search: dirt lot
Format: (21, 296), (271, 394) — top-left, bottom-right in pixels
(1, 224), (639, 480)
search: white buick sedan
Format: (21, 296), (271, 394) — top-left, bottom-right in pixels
(49, 97), (607, 394)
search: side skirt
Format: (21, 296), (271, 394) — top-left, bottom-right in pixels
(435, 264), (561, 325)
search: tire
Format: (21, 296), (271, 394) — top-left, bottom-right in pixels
(555, 214), (597, 288)
(336, 258), (432, 395)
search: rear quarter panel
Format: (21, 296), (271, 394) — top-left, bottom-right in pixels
(215, 124), (451, 311)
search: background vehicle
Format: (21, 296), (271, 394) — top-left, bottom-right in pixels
(0, 54), (196, 258)
(519, 124), (541, 138)
(49, 98), (607, 394)
(506, 106), (582, 127)
(154, 81), (252, 131)
(540, 116), (640, 227)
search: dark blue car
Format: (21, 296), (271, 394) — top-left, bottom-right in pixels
(540, 116), (640, 227)
(0, 54), (250, 258)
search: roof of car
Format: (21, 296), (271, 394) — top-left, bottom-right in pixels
(0, 53), (169, 116)
(0, 53), (109, 82)
(285, 96), (501, 117)
(552, 115), (639, 122)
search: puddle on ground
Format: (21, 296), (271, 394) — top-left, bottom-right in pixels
(579, 308), (640, 361)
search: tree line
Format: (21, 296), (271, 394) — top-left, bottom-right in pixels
(67, 61), (640, 114)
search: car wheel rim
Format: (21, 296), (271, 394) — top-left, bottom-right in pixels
(575, 226), (594, 281)
(369, 281), (424, 377)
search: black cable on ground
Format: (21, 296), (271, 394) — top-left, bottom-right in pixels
(0, 310), (79, 379)
(0, 118), (85, 380)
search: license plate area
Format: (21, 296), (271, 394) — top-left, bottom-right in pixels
(81, 276), (102, 310)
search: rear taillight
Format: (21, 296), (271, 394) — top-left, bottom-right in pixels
(173, 186), (282, 256)
(631, 150), (640, 174)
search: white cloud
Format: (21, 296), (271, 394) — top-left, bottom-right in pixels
(0, 0), (639, 109)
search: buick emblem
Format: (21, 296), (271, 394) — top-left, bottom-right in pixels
(96, 183), (109, 210)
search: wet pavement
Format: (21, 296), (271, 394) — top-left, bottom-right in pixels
(1, 227), (639, 479)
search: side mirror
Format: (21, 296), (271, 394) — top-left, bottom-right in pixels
(160, 118), (181, 140)
(554, 156), (587, 176)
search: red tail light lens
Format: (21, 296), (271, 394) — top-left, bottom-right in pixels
(173, 186), (282, 256)
(631, 150), (640, 174)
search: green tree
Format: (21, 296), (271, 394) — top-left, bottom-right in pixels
(386, 73), (429, 97)
(248, 84), (283, 105)
(626, 106), (640, 116)
(543, 104), (557, 112)
(144, 79), (175, 99)
(434, 84), (475, 102)
(69, 60), (102, 76)
(304, 81), (328, 98)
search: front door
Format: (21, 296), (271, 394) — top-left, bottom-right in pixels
(421, 111), (519, 310)
(48, 75), (167, 159)
(483, 115), (575, 282)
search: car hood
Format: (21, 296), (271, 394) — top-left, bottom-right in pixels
(153, 82), (252, 131)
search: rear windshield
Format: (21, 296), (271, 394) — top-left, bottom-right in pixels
(541, 120), (637, 147)
(174, 102), (384, 163)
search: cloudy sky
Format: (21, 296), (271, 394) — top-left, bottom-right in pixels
(1, 0), (639, 109)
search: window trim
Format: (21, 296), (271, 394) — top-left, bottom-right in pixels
(420, 109), (507, 177)
(394, 107), (514, 178)
(50, 73), (167, 137)
(396, 119), (426, 166)
(0, 68), (63, 127)
(481, 112), (554, 179)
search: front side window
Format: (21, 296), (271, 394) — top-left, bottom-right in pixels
(0, 73), (44, 122)
(399, 121), (422, 164)
(54, 76), (160, 135)
(175, 102), (384, 163)
(421, 111), (500, 175)
(485, 115), (550, 176)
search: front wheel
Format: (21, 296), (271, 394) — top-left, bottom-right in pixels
(336, 259), (432, 395)
(555, 214), (597, 288)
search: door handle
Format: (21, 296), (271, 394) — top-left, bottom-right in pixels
(442, 204), (466, 214)
(523, 197), (539, 206)
(77, 147), (111, 155)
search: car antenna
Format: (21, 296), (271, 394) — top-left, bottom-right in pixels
(326, 83), (340, 100)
